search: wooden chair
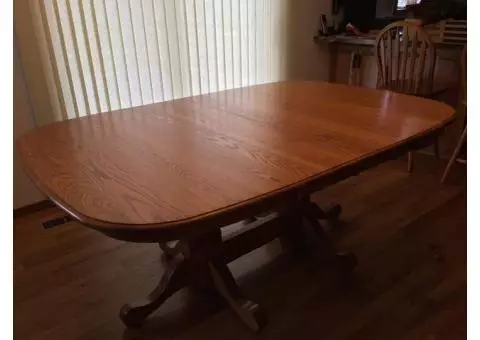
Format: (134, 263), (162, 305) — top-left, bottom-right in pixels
(375, 21), (441, 172)
(441, 44), (466, 183)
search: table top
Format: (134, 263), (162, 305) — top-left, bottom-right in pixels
(17, 81), (454, 241)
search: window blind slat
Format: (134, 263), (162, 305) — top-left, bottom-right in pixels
(237, 0), (242, 87)
(131, 0), (156, 105)
(159, 0), (174, 99)
(268, 0), (273, 81)
(231, 0), (240, 88)
(181, 0), (194, 96)
(44, 0), (75, 119)
(164, 0), (183, 99)
(253, 0), (257, 83)
(173, 0), (190, 97)
(89, 0), (111, 111)
(239, 0), (248, 86)
(98, 0), (121, 109)
(185, 0), (201, 96)
(264, 0), (269, 83)
(79, 0), (101, 113)
(139, 0), (155, 103)
(211, 0), (220, 91)
(223, 0), (233, 90)
(262, 0), (268, 83)
(201, 0), (211, 92)
(113, 0), (133, 107)
(247, 0), (255, 85)
(128, 0), (146, 105)
(255, 0), (263, 84)
(205, 0), (217, 92)
(117, 0), (142, 106)
(213, 0), (225, 91)
(189, 0), (198, 94)
(65, 0), (91, 116)
(38, 0), (68, 120)
(245, 0), (250, 86)
(52, 0), (80, 118)
(149, 0), (165, 101)
(32, 0), (288, 119)
(195, 0), (209, 94)
(279, 0), (285, 80)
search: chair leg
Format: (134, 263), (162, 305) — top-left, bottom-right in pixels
(407, 152), (413, 173)
(441, 127), (466, 183)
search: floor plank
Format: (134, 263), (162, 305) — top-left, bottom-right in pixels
(14, 155), (466, 339)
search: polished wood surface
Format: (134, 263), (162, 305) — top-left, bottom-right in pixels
(17, 81), (454, 241)
(14, 156), (466, 339)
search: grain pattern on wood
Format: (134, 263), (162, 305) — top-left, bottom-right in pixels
(17, 81), (454, 241)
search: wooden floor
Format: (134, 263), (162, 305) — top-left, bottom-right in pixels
(14, 155), (466, 340)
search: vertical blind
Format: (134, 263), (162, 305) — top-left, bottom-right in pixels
(31, 0), (288, 120)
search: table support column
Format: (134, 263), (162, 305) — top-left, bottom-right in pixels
(120, 200), (356, 332)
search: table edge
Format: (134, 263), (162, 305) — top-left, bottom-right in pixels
(18, 110), (455, 242)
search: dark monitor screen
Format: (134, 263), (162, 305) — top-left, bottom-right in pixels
(396, 0), (422, 11)
(394, 0), (467, 22)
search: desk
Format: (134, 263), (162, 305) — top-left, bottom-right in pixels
(315, 33), (465, 85)
(17, 81), (454, 332)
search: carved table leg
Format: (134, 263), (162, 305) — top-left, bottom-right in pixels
(309, 201), (343, 229)
(209, 260), (266, 332)
(121, 199), (353, 331)
(122, 230), (267, 332)
(188, 230), (266, 333)
(158, 241), (188, 263)
(281, 198), (356, 276)
(120, 254), (188, 328)
(302, 199), (357, 275)
(279, 204), (309, 257)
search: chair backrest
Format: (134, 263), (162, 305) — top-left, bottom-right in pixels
(375, 21), (436, 95)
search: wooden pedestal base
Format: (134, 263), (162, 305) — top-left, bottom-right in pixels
(120, 199), (356, 332)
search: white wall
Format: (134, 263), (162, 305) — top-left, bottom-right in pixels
(14, 36), (45, 209)
(285, 0), (331, 81)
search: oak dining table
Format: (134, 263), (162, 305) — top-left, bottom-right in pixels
(17, 81), (455, 333)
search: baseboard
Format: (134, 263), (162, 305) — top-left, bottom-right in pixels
(13, 200), (55, 219)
